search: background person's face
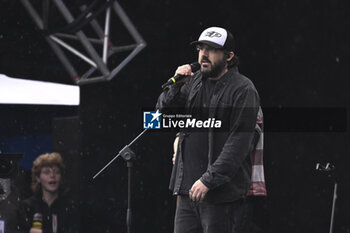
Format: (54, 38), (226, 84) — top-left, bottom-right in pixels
(37, 166), (61, 194)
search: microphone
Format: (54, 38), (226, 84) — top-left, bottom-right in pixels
(32, 213), (43, 229)
(161, 62), (200, 89)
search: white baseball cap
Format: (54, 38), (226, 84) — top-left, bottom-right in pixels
(191, 26), (235, 51)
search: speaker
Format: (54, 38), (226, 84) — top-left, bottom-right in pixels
(0, 154), (23, 178)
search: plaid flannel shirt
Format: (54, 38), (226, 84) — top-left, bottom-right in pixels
(248, 107), (267, 196)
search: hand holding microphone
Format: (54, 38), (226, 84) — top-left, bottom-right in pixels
(30, 228), (43, 233)
(161, 62), (200, 89)
(30, 213), (43, 233)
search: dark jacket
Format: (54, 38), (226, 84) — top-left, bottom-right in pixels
(17, 194), (80, 233)
(157, 67), (260, 203)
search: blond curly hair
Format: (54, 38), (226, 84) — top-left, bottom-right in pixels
(31, 152), (65, 194)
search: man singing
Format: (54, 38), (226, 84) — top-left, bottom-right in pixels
(157, 26), (260, 233)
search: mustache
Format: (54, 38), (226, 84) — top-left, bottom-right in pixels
(201, 57), (211, 63)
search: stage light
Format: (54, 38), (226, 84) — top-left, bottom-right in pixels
(0, 74), (79, 106)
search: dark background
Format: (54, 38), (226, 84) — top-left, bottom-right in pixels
(1, 0), (349, 232)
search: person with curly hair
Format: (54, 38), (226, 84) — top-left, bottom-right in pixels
(17, 152), (80, 233)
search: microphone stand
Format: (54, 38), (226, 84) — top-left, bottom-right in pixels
(329, 181), (337, 233)
(92, 67), (183, 231)
(315, 162), (337, 233)
(93, 128), (148, 233)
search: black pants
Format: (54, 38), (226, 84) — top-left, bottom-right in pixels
(174, 195), (251, 233)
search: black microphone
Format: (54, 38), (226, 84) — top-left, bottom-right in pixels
(161, 62), (200, 89)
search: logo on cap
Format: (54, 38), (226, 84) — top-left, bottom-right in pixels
(205, 31), (222, 38)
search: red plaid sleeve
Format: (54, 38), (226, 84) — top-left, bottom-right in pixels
(248, 107), (267, 196)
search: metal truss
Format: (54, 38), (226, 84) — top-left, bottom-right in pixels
(20, 0), (146, 85)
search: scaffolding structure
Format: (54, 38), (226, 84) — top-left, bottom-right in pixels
(20, 0), (146, 85)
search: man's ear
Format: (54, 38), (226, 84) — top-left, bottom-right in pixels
(36, 176), (40, 183)
(226, 51), (234, 61)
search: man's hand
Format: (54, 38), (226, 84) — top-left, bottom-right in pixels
(173, 64), (195, 84)
(189, 179), (209, 202)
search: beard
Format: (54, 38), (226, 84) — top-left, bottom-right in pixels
(201, 57), (227, 79)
